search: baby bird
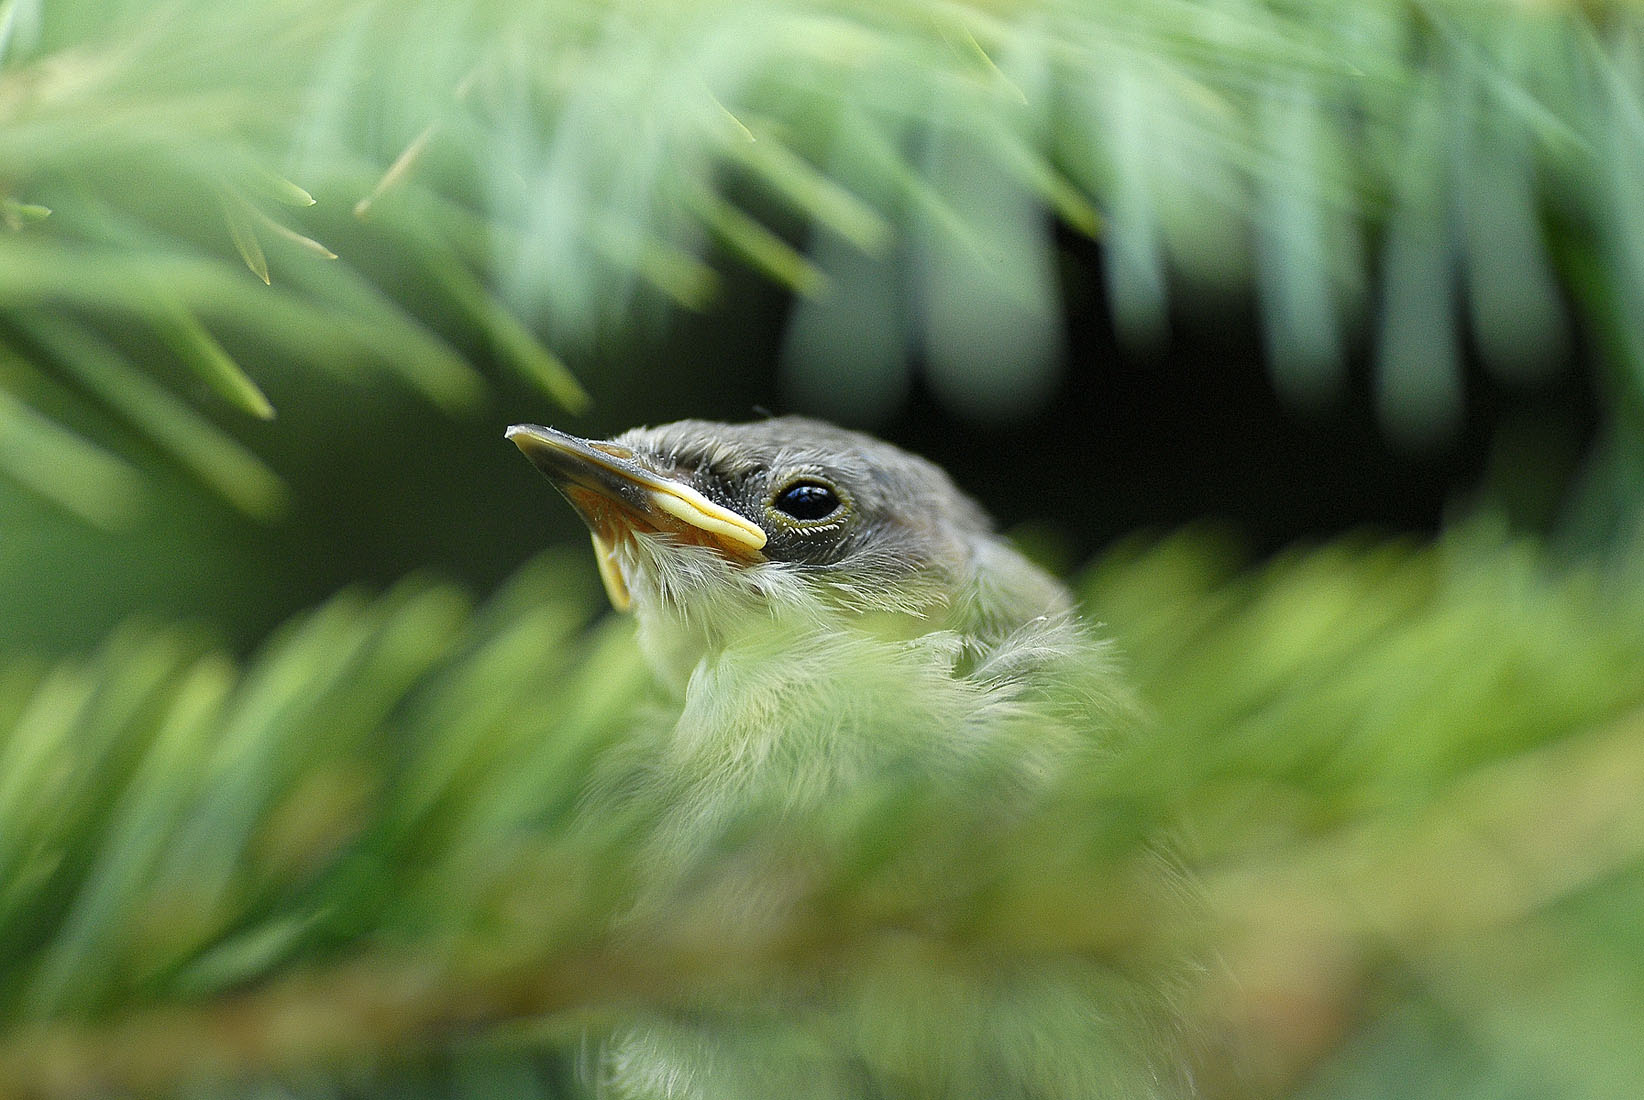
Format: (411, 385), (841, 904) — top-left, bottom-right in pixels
(508, 416), (1073, 684)
(508, 417), (1188, 1100)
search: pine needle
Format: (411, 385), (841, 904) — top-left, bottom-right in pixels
(0, 532), (1639, 1096)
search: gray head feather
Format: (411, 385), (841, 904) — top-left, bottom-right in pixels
(601, 417), (1070, 672)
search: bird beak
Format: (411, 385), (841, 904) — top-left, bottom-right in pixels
(506, 424), (768, 610)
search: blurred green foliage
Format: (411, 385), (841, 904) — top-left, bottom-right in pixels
(0, 532), (1640, 1098)
(4, 0), (1644, 521)
(3, 0), (1644, 1097)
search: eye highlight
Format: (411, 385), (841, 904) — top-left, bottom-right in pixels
(771, 478), (842, 523)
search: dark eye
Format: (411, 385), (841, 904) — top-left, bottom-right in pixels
(773, 479), (841, 522)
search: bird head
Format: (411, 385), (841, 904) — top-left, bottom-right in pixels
(508, 417), (1069, 683)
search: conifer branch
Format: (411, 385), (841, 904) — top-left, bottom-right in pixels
(3, 1), (1643, 516)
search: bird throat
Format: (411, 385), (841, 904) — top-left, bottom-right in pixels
(564, 485), (765, 616)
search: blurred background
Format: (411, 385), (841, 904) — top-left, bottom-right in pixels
(3, 1), (1644, 1098)
(3, 0), (1632, 657)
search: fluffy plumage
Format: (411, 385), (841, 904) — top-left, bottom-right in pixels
(509, 417), (1189, 1100)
